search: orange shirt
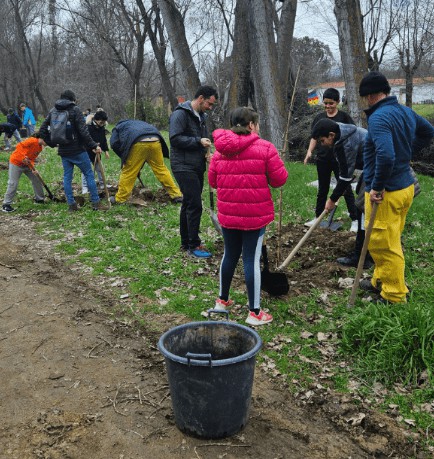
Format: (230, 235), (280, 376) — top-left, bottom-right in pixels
(10, 137), (43, 168)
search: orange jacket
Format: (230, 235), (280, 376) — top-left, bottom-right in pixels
(10, 137), (43, 168)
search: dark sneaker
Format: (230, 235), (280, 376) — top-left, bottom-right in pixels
(68, 203), (79, 212)
(92, 201), (110, 211)
(188, 246), (212, 258)
(359, 278), (380, 293)
(337, 254), (374, 269)
(2, 204), (16, 213)
(34, 199), (45, 204)
(171, 196), (183, 204)
(109, 196), (116, 205)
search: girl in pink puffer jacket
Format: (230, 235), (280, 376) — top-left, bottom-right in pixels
(209, 107), (288, 326)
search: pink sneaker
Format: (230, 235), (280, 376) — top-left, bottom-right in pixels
(214, 298), (234, 311)
(245, 310), (273, 326)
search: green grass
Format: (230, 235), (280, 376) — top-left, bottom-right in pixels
(413, 104), (434, 121)
(1, 129), (433, 448)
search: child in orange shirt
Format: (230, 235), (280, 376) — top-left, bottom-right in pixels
(2, 132), (47, 212)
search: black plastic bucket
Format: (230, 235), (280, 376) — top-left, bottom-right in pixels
(158, 320), (262, 439)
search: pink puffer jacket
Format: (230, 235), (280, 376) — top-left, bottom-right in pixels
(209, 129), (288, 230)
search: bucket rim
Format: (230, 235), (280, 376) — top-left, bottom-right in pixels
(157, 320), (262, 367)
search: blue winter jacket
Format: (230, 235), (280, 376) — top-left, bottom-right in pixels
(110, 119), (169, 165)
(169, 101), (209, 174)
(363, 96), (434, 192)
(22, 107), (36, 126)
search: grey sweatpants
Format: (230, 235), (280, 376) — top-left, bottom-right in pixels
(3, 163), (45, 204)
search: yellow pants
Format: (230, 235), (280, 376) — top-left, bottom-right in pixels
(364, 184), (414, 303)
(115, 141), (182, 203)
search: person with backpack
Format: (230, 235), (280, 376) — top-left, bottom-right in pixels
(19, 103), (36, 137)
(2, 132), (47, 213)
(39, 90), (108, 212)
(7, 108), (23, 145)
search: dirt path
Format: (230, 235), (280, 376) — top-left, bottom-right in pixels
(0, 215), (422, 459)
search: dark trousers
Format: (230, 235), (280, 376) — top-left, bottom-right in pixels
(173, 170), (204, 250)
(315, 158), (357, 220)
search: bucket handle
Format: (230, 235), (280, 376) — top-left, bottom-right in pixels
(206, 309), (229, 321)
(186, 352), (213, 367)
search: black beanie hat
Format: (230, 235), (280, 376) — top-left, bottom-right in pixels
(359, 71), (391, 96)
(61, 90), (76, 101)
(322, 88), (340, 102)
(93, 110), (108, 121)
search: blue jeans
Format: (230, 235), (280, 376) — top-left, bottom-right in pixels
(61, 152), (100, 205)
(220, 227), (265, 311)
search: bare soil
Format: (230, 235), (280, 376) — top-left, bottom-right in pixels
(0, 213), (426, 459)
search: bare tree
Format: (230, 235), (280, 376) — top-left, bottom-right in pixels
(334, 0), (368, 125)
(394, 0), (434, 106)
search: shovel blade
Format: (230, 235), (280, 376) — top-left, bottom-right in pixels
(261, 269), (289, 296)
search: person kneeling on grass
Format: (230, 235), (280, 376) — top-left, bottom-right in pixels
(2, 132), (47, 213)
(209, 107), (288, 326)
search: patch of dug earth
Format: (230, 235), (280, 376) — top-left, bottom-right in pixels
(0, 215), (426, 458)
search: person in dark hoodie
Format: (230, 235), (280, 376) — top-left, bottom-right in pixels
(7, 108), (23, 144)
(169, 85), (218, 258)
(109, 119), (182, 204)
(311, 118), (373, 269)
(39, 90), (107, 211)
(81, 110), (110, 193)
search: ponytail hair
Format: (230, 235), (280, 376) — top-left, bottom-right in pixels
(229, 107), (259, 135)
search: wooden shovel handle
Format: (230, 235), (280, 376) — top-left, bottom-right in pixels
(278, 209), (328, 270)
(347, 202), (378, 308)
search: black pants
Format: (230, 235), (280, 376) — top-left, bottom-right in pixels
(173, 170), (204, 250)
(315, 158), (357, 220)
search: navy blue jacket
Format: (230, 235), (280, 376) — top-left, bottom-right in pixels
(7, 112), (22, 130)
(110, 119), (169, 165)
(169, 101), (209, 174)
(0, 123), (16, 137)
(40, 99), (98, 157)
(363, 96), (434, 192)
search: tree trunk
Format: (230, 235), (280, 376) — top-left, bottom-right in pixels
(157, 0), (201, 98)
(248, 0), (285, 147)
(334, 0), (368, 126)
(227, 0), (251, 116)
(277, 0), (297, 95)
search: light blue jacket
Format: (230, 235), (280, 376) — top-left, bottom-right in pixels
(22, 107), (36, 126)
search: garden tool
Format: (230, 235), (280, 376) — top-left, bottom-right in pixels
(95, 152), (111, 207)
(206, 148), (222, 235)
(261, 240), (289, 296)
(319, 206), (343, 231)
(27, 162), (60, 202)
(347, 201), (378, 308)
(278, 209), (328, 270)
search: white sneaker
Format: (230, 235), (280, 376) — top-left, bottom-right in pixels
(214, 298), (234, 310)
(350, 220), (358, 232)
(82, 187), (89, 194)
(304, 218), (317, 227)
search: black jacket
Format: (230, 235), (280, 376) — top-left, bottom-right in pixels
(169, 101), (209, 174)
(0, 123), (16, 137)
(110, 119), (169, 165)
(40, 99), (98, 157)
(86, 121), (109, 162)
(7, 112), (22, 130)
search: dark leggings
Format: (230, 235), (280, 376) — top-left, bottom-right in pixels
(315, 158), (357, 220)
(219, 227), (265, 311)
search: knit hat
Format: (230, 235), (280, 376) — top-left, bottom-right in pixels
(60, 90), (76, 102)
(359, 71), (391, 96)
(322, 88), (340, 102)
(93, 110), (108, 121)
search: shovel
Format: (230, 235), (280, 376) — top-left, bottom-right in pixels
(319, 206), (343, 231)
(27, 163), (59, 202)
(347, 201), (378, 308)
(261, 242), (289, 296)
(208, 185), (222, 235)
(95, 152), (111, 207)
(278, 209), (328, 270)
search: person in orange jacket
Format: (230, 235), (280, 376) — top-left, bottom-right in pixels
(2, 132), (48, 212)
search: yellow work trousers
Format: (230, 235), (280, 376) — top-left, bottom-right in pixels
(115, 141), (182, 203)
(364, 184), (414, 303)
